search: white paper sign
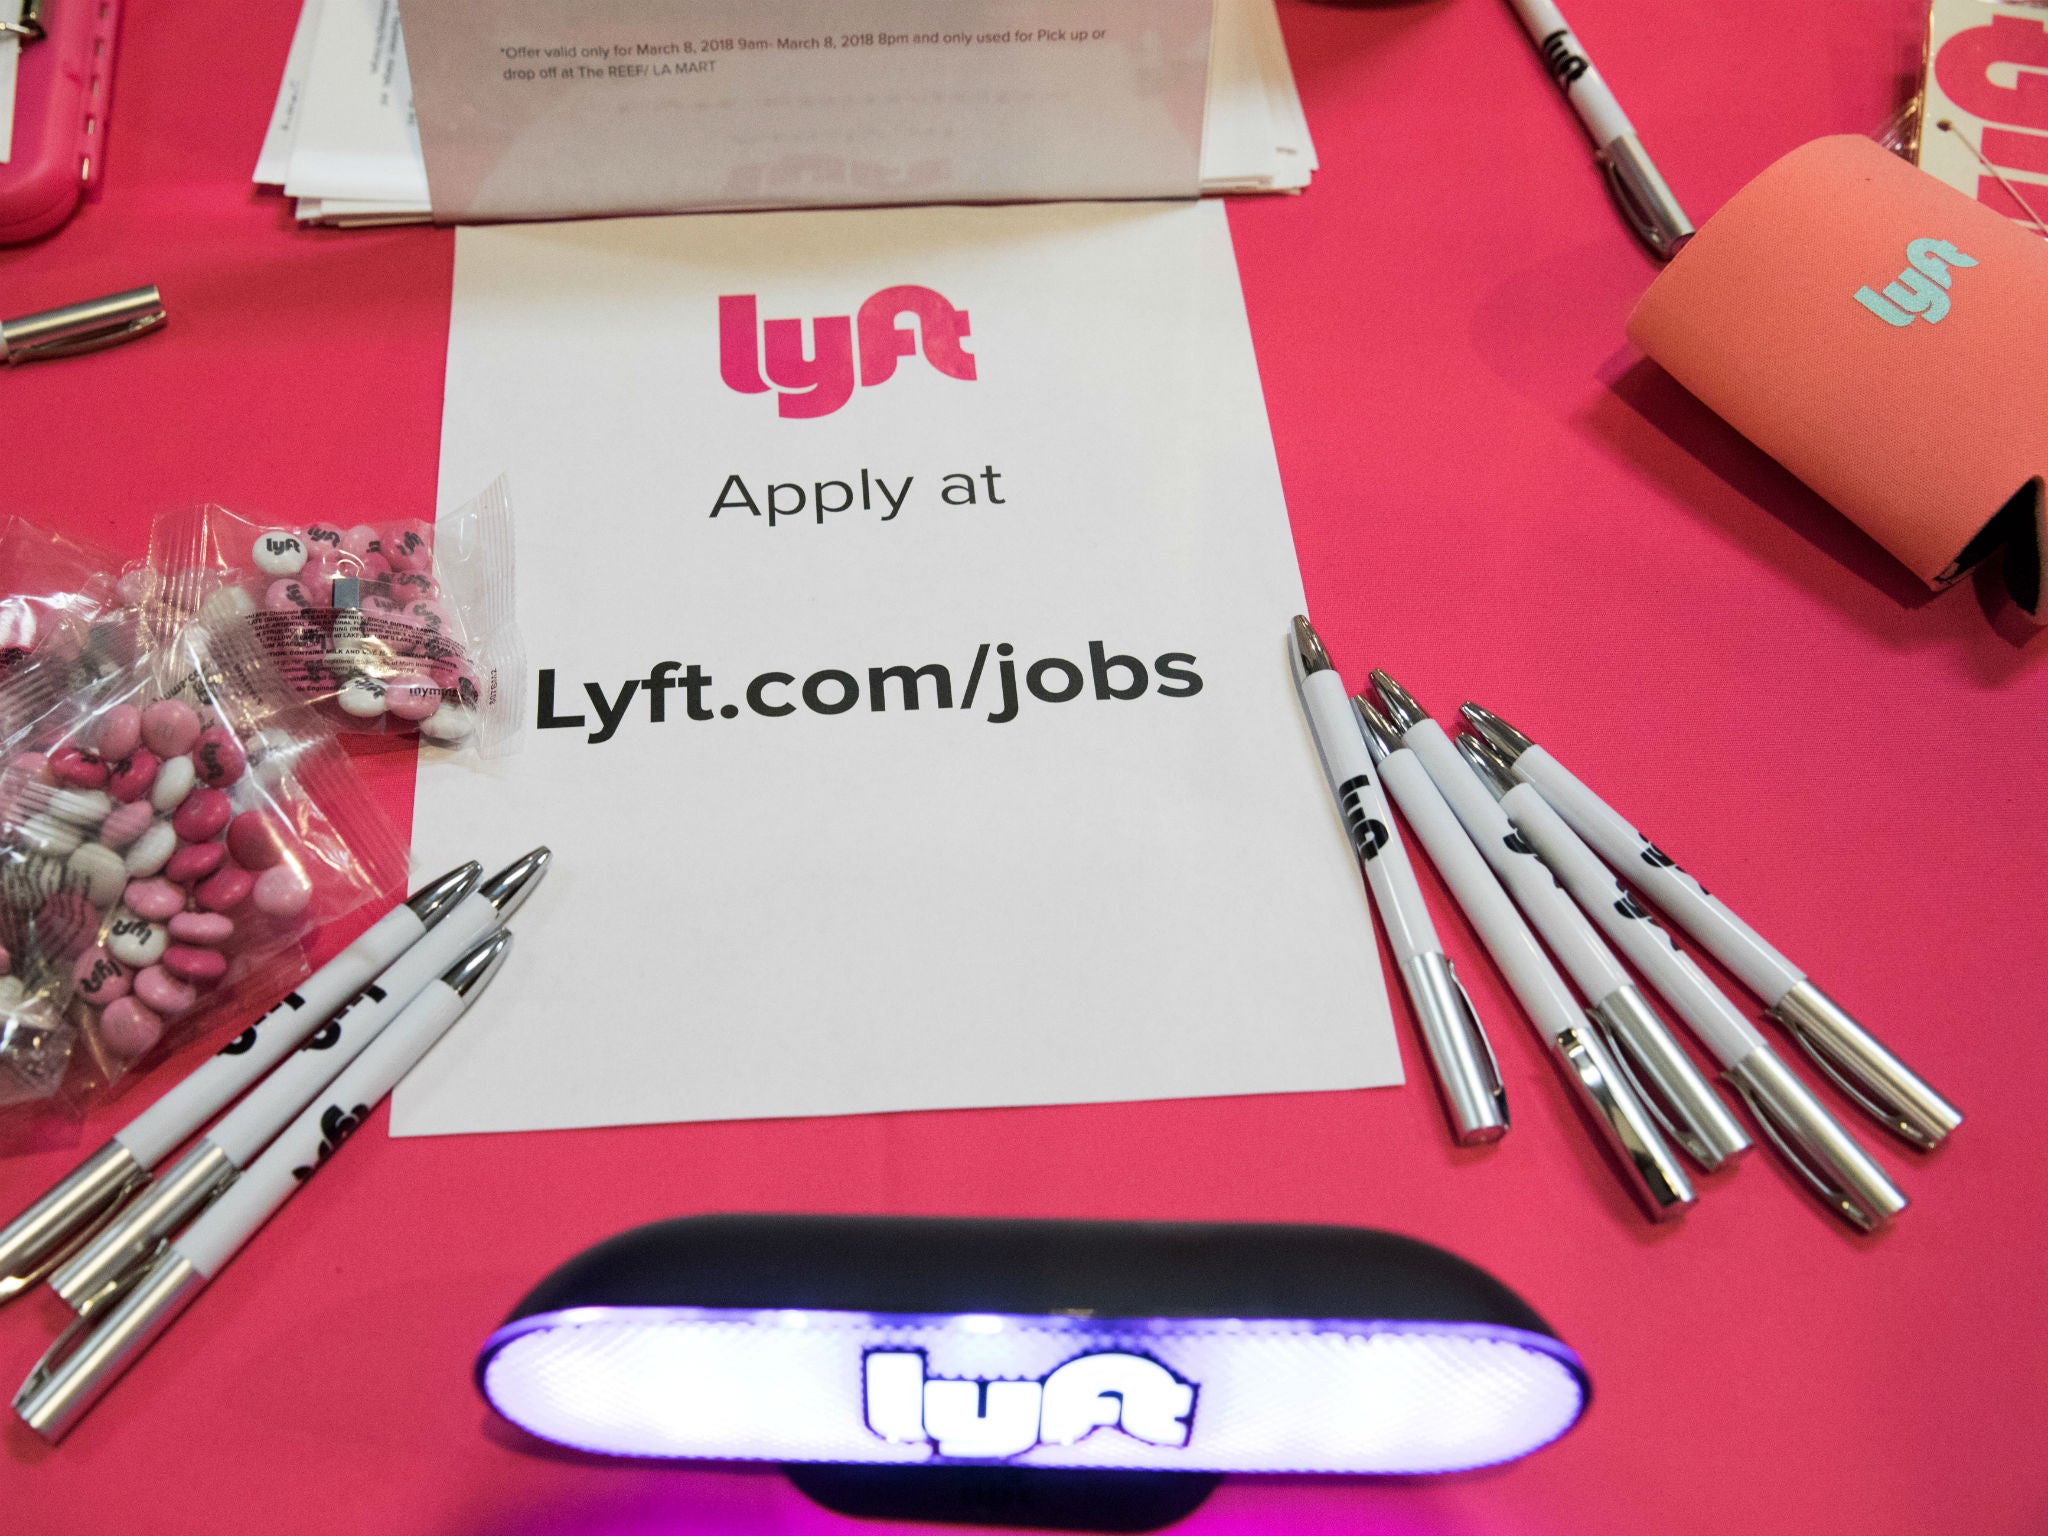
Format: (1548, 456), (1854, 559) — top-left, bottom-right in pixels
(396, 199), (1397, 1137)
(1918, 0), (2048, 233)
(397, 0), (1211, 220)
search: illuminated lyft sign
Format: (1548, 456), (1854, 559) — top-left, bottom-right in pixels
(864, 1347), (1195, 1460)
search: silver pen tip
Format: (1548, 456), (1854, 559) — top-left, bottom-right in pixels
(1459, 703), (1534, 764)
(1290, 615), (1331, 675)
(1350, 695), (1401, 762)
(406, 862), (485, 928)
(477, 847), (552, 920)
(1455, 733), (1517, 800)
(442, 930), (513, 996)
(1368, 669), (1428, 732)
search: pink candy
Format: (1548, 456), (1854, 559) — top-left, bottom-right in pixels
(98, 800), (155, 850)
(109, 750), (161, 803)
(133, 965), (197, 1018)
(265, 579), (315, 612)
(161, 945), (228, 984)
(73, 947), (131, 1005)
(384, 675), (442, 722)
(195, 865), (254, 912)
(171, 786), (233, 842)
(140, 699), (202, 759)
(193, 727), (247, 789)
(341, 524), (381, 560)
(168, 911), (234, 944)
(164, 842), (228, 885)
(252, 862), (313, 918)
(99, 996), (163, 1057)
(124, 877), (187, 921)
(93, 704), (143, 763)
(226, 811), (284, 870)
(49, 746), (110, 790)
(384, 519), (433, 572)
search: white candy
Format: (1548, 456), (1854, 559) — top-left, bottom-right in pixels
(336, 677), (388, 718)
(420, 704), (476, 743)
(123, 821), (177, 877)
(17, 814), (82, 858)
(44, 787), (112, 829)
(252, 531), (309, 577)
(0, 976), (24, 1011)
(67, 843), (129, 908)
(198, 587), (257, 627)
(106, 911), (169, 968)
(149, 754), (197, 812)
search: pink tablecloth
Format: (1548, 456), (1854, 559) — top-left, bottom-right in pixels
(3, 1), (2043, 1531)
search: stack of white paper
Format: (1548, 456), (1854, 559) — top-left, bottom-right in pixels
(254, 0), (1315, 226)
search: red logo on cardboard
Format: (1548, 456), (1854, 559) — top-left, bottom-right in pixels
(719, 287), (977, 418)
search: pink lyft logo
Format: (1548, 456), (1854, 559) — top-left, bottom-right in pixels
(720, 286), (977, 419)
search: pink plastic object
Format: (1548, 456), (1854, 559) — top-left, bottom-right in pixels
(0, 0), (124, 244)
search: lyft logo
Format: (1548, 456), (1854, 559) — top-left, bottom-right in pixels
(863, 1348), (1196, 1460)
(1854, 238), (1978, 327)
(720, 285), (977, 419)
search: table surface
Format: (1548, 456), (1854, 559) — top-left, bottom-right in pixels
(4, 1), (2045, 1531)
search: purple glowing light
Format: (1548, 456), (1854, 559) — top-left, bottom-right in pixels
(478, 1305), (1587, 1475)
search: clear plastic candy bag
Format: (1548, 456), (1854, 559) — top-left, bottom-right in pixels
(147, 478), (523, 757)
(0, 516), (134, 692)
(0, 621), (407, 1107)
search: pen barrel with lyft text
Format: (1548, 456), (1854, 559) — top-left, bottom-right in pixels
(1499, 0), (1693, 258)
(1487, 771), (1907, 1231)
(44, 851), (545, 1315)
(0, 863), (482, 1304)
(1288, 622), (1507, 1146)
(1399, 716), (1750, 1171)
(1359, 715), (1692, 1220)
(15, 933), (515, 1444)
(1491, 734), (1961, 1151)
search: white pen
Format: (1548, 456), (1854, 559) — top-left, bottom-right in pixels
(45, 848), (549, 1315)
(1370, 671), (1749, 1173)
(16, 931), (514, 1443)
(1500, 0), (1693, 259)
(1289, 618), (1506, 1144)
(1457, 732), (1908, 1232)
(1463, 702), (1962, 1152)
(1352, 699), (1692, 1220)
(0, 862), (482, 1304)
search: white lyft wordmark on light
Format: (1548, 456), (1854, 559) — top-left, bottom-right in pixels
(863, 1348), (1196, 1460)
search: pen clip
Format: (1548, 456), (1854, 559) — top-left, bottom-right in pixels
(0, 287), (167, 367)
(1596, 134), (1695, 262)
(1552, 1024), (1694, 1219)
(1767, 983), (1960, 1151)
(13, 1249), (206, 1443)
(1583, 1005), (1708, 1166)
(16, 1261), (152, 1411)
(0, 1142), (149, 1306)
(1584, 991), (1751, 1171)
(1401, 952), (1509, 1144)
(0, 0), (43, 42)
(1724, 1048), (1907, 1233)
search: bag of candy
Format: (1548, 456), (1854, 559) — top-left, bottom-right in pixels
(0, 619), (407, 1107)
(0, 515), (135, 693)
(146, 478), (523, 757)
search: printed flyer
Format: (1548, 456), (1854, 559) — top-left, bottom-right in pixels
(398, 199), (1399, 1136)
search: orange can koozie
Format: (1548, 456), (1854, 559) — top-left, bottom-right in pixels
(1627, 135), (2048, 617)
